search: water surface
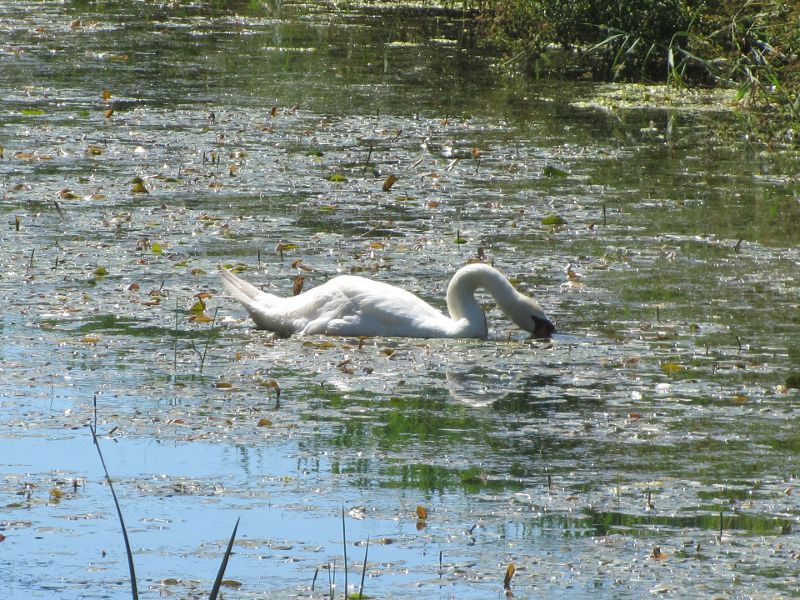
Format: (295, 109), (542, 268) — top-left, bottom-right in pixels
(1, 1), (799, 598)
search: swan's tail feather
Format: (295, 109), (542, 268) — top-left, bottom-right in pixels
(219, 264), (292, 334)
(219, 264), (266, 302)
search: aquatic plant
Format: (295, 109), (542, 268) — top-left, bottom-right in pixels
(471, 0), (799, 117)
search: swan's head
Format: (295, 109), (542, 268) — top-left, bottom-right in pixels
(510, 296), (555, 339)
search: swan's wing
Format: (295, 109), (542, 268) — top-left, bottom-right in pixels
(304, 277), (457, 337)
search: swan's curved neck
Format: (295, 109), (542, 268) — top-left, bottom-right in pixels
(446, 264), (521, 337)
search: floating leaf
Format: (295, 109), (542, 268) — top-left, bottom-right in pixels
(126, 283), (140, 291)
(275, 242), (298, 255)
(189, 313), (213, 323)
(661, 362), (684, 374)
(58, 188), (80, 199)
(189, 300), (206, 314)
(93, 266), (108, 276)
(258, 379), (281, 396)
(543, 165), (568, 178)
(302, 340), (337, 349)
(257, 417), (272, 427)
(86, 145), (104, 156)
(49, 488), (63, 502)
(650, 546), (668, 559)
(329, 173), (347, 182)
(131, 181), (149, 194)
(151, 242), (162, 254)
(21, 108), (45, 116)
(541, 214), (567, 226)
(102, 88), (111, 101)
(216, 382), (233, 389)
(503, 563), (516, 589)
(293, 275), (304, 296)
(221, 580), (242, 589)
(104, 107), (114, 119)
(416, 506), (428, 520)
(81, 335), (101, 344)
(382, 173), (398, 192)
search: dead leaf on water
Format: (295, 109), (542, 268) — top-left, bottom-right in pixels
(302, 340), (337, 349)
(189, 314), (213, 323)
(503, 563), (515, 589)
(293, 275), (304, 296)
(650, 546), (669, 560)
(102, 88), (111, 101)
(416, 505), (428, 520)
(382, 173), (398, 191)
(257, 417), (272, 427)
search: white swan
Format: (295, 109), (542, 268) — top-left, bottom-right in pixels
(219, 262), (555, 339)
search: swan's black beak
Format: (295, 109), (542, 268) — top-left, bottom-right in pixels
(532, 316), (555, 339)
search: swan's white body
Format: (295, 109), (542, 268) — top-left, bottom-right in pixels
(219, 263), (554, 339)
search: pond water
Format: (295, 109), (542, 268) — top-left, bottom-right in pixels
(1, 1), (799, 598)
